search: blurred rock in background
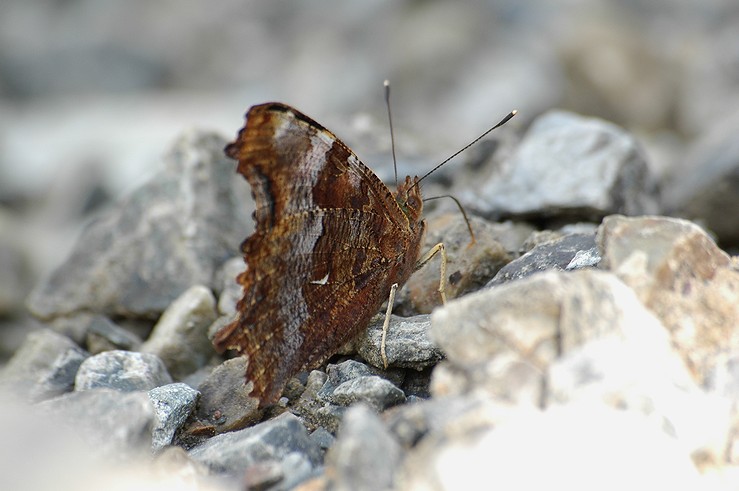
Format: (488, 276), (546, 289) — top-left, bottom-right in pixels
(1, 1), (739, 489)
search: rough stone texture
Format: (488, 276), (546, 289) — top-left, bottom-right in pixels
(325, 404), (403, 491)
(196, 357), (261, 433)
(488, 232), (600, 286)
(318, 360), (404, 398)
(39, 388), (155, 460)
(597, 215), (739, 385)
(289, 369), (332, 432)
(25, 131), (252, 321)
(0, 328), (88, 401)
(140, 285), (218, 380)
(85, 315), (143, 354)
(430, 269), (672, 404)
(188, 412), (322, 485)
(75, 350), (172, 392)
(149, 382), (200, 452)
(399, 404), (701, 490)
(355, 314), (443, 370)
(662, 112), (739, 246)
(466, 110), (659, 221)
(329, 376), (406, 412)
(402, 213), (513, 313)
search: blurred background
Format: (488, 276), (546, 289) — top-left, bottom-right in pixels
(1, 0), (738, 354)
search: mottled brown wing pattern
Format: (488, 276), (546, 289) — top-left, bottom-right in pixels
(213, 103), (426, 407)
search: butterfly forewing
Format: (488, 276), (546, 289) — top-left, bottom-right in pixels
(214, 103), (426, 407)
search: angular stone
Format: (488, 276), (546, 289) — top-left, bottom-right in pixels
(39, 388), (155, 459)
(466, 110), (659, 220)
(430, 269), (669, 403)
(26, 131), (252, 321)
(149, 382), (200, 452)
(597, 215), (739, 385)
(140, 285), (218, 380)
(325, 404), (403, 491)
(329, 376), (406, 412)
(85, 315), (142, 354)
(196, 357), (261, 433)
(188, 412), (322, 482)
(75, 350), (172, 392)
(355, 314), (443, 371)
(488, 232), (600, 286)
(0, 328), (88, 401)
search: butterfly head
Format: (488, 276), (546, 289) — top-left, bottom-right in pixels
(396, 175), (423, 225)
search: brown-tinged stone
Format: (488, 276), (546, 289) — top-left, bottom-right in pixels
(403, 213), (514, 313)
(597, 215), (739, 385)
(429, 269), (668, 404)
(196, 357), (261, 433)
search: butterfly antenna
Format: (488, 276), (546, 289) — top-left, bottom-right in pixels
(384, 80), (398, 188)
(412, 109), (518, 191)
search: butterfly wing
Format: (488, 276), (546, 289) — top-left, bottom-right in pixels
(213, 103), (425, 407)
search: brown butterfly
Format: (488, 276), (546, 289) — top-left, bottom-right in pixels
(213, 101), (515, 408)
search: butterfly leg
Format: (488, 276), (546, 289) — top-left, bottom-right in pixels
(381, 283), (399, 369)
(415, 242), (448, 304)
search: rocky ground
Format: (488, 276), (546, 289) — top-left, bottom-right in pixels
(2, 1), (739, 491)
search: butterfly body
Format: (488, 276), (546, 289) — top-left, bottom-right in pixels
(213, 103), (426, 407)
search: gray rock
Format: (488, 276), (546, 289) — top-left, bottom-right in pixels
(401, 367), (434, 399)
(47, 313), (100, 346)
(196, 357), (261, 433)
(355, 315), (443, 370)
(488, 233), (599, 286)
(329, 376), (406, 412)
(39, 388), (155, 459)
(310, 426), (336, 454)
(318, 360), (404, 399)
(290, 369), (333, 432)
(311, 404), (348, 435)
(75, 350), (172, 392)
(292, 360), (406, 428)
(0, 231), (29, 316)
(216, 257), (245, 316)
(325, 404), (403, 491)
(0, 329), (88, 401)
(149, 382), (200, 452)
(140, 285), (217, 379)
(597, 215), (738, 386)
(663, 112), (739, 246)
(467, 110), (659, 221)
(85, 315), (142, 354)
(188, 412), (322, 484)
(26, 131), (252, 321)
